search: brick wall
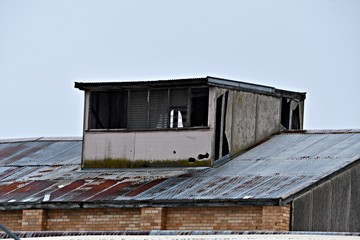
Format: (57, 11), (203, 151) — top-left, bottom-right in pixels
(47, 208), (141, 231)
(166, 206), (263, 230)
(0, 210), (22, 231)
(22, 209), (47, 231)
(141, 207), (166, 230)
(262, 206), (290, 231)
(0, 205), (290, 232)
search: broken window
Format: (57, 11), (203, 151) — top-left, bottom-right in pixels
(88, 87), (209, 130)
(215, 91), (229, 160)
(170, 88), (188, 128)
(281, 97), (300, 130)
(89, 91), (127, 129)
(191, 88), (209, 127)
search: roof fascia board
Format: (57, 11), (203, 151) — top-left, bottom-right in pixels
(74, 78), (208, 91)
(207, 76), (306, 100)
(0, 199), (279, 210)
(275, 89), (306, 101)
(207, 76), (275, 94)
(75, 77), (306, 101)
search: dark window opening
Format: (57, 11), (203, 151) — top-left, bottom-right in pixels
(281, 97), (290, 130)
(89, 87), (209, 130)
(191, 88), (209, 127)
(90, 91), (127, 129)
(281, 97), (300, 130)
(291, 105), (300, 129)
(215, 91), (229, 160)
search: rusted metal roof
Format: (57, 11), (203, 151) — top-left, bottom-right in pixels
(1, 131), (360, 209)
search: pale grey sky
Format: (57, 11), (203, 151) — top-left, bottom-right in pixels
(0, 0), (359, 139)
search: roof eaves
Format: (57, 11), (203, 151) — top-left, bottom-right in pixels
(0, 198), (281, 210)
(0, 137), (82, 144)
(207, 76), (276, 94)
(74, 77), (209, 90)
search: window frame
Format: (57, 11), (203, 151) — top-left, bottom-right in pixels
(87, 87), (209, 131)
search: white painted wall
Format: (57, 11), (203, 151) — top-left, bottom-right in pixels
(83, 129), (212, 162)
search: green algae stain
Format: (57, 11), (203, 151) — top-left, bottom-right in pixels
(83, 158), (212, 169)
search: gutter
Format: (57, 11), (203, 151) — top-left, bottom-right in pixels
(0, 198), (280, 211)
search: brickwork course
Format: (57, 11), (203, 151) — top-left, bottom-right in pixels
(0, 205), (290, 232)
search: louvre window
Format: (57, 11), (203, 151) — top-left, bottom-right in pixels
(89, 87), (208, 130)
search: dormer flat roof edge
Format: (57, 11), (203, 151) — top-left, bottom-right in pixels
(75, 76), (306, 100)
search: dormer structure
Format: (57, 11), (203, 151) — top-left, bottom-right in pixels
(75, 76), (306, 168)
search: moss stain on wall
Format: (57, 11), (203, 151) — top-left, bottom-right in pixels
(83, 158), (212, 168)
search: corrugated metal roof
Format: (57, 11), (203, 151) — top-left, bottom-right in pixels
(0, 131), (359, 208)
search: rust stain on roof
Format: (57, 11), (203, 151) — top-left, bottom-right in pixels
(126, 178), (168, 197)
(0, 132), (360, 207)
(89, 181), (133, 201)
(50, 179), (86, 201)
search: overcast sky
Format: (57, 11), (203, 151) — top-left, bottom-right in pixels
(0, 0), (359, 139)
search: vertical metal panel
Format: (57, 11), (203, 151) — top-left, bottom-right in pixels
(128, 90), (148, 129)
(149, 89), (168, 129)
(330, 171), (351, 232)
(312, 181), (332, 231)
(292, 191), (312, 231)
(349, 163), (360, 232)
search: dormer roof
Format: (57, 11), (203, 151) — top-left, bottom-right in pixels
(75, 76), (306, 101)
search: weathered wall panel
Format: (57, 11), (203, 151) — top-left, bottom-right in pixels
(229, 92), (281, 157)
(349, 164), (360, 232)
(83, 130), (212, 168)
(134, 130), (212, 162)
(230, 91), (257, 156)
(83, 132), (135, 161)
(311, 181), (332, 231)
(255, 95), (281, 143)
(292, 191), (312, 231)
(330, 171), (351, 232)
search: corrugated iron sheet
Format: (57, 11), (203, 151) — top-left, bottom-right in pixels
(0, 131), (360, 207)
